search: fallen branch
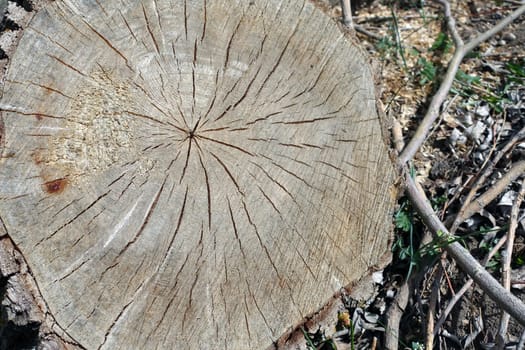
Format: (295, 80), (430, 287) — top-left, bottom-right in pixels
(340, 0), (352, 27)
(433, 232), (509, 337)
(458, 161), (525, 224)
(404, 170), (525, 326)
(384, 280), (410, 350)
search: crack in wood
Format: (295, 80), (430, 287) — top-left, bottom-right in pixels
(0, 0), (396, 348)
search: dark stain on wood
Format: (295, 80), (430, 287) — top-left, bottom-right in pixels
(43, 178), (68, 194)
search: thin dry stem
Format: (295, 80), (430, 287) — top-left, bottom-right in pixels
(451, 125), (525, 232)
(497, 177), (525, 348)
(354, 25), (383, 40)
(371, 336), (378, 350)
(426, 267), (443, 349)
(458, 161), (525, 224)
(434, 0), (463, 45)
(463, 314), (484, 348)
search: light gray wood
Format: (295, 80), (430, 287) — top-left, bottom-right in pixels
(0, 0), (395, 348)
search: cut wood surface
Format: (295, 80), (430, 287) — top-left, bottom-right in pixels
(0, 0), (395, 348)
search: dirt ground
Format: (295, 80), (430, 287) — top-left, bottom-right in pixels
(0, 0), (524, 349)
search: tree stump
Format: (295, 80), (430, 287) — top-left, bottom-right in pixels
(0, 0), (396, 348)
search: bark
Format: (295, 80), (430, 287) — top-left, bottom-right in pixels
(0, 0), (395, 348)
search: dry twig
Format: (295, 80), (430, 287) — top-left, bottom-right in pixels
(450, 126), (525, 232)
(354, 25), (383, 40)
(497, 177), (525, 349)
(426, 266), (443, 349)
(384, 281), (410, 350)
(458, 161), (525, 224)
(518, 329), (525, 350)
(463, 314), (484, 348)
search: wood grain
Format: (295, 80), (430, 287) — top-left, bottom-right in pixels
(0, 0), (395, 348)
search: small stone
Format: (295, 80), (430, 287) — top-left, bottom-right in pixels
(502, 32), (516, 42)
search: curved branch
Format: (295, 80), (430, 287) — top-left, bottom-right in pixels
(404, 171), (525, 327)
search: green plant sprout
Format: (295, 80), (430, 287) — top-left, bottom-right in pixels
(429, 32), (453, 53)
(417, 57), (437, 86)
(393, 199), (419, 278)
